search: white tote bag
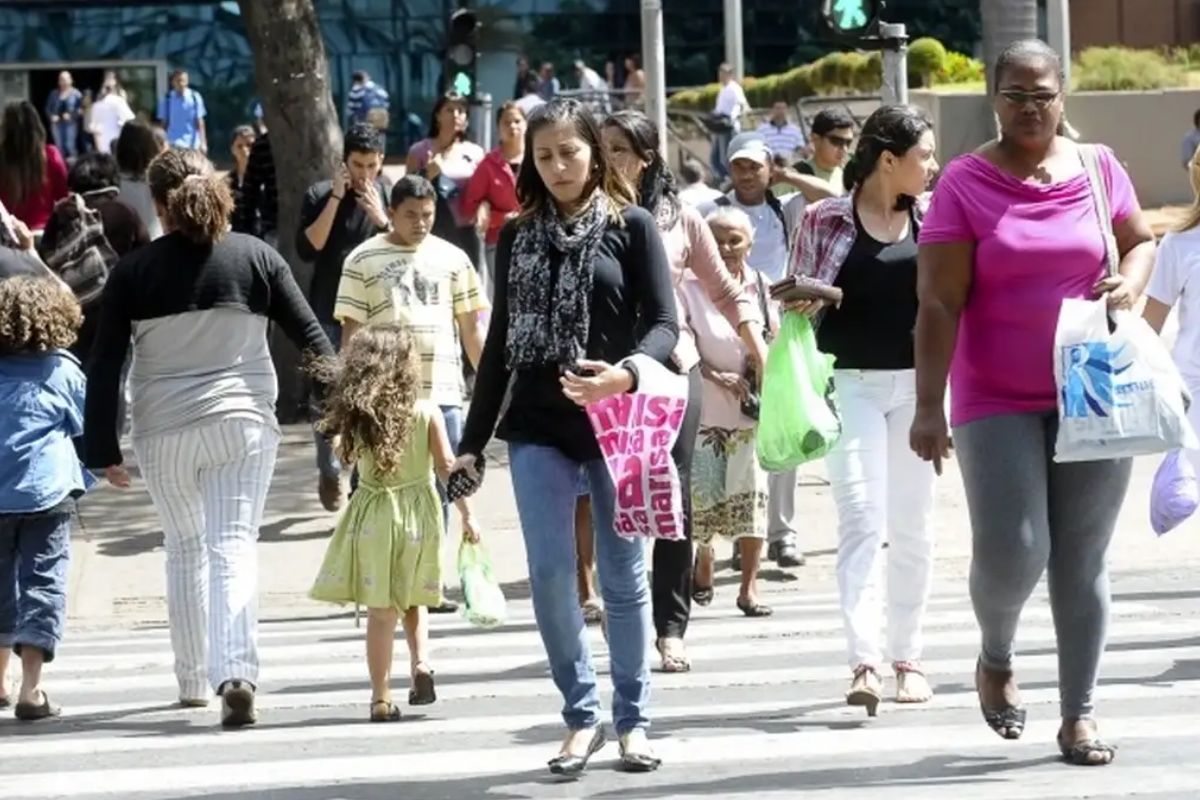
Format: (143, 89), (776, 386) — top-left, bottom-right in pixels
(1053, 299), (1197, 462)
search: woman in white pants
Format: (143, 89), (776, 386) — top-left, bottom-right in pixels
(84, 148), (333, 727)
(787, 105), (939, 716)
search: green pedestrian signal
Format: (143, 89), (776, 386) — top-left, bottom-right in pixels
(445, 8), (479, 100)
(834, 0), (866, 29)
(822, 0), (878, 35)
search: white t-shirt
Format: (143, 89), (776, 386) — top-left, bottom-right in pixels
(90, 94), (135, 154)
(1147, 226), (1200, 385)
(698, 191), (806, 282)
(713, 81), (748, 132)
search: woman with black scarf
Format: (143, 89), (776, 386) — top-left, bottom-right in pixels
(455, 99), (677, 775)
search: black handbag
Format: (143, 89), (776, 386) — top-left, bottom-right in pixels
(740, 271), (772, 421)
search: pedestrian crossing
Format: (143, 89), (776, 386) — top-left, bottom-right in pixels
(1, 581), (1199, 800)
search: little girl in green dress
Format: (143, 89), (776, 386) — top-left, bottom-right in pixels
(309, 323), (481, 722)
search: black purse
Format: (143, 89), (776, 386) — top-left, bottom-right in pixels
(446, 454), (486, 501)
(740, 272), (772, 421)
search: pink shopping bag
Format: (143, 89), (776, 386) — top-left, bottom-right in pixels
(585, 355), (690, 541)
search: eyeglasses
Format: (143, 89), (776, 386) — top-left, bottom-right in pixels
(999, 90), (1061, 108)
(824, 135), (854, 149)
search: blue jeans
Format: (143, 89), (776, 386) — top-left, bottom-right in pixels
(313, 322), (343, 479)
(509, 442), (652, 734)
(53, 121), (78, 160)
(437, 405), (463, 528)
(710, 128), (733, 183)
(0, 506), (72, 662)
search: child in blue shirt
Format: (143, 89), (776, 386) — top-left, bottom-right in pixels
(0, 274), (91, 721)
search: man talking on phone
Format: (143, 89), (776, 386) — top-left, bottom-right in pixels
(297, 123), (392, 513)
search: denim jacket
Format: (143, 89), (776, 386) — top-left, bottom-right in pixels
(0, 349), (94, 514)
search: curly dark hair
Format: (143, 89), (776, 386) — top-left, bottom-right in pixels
(312, 323), (420, 475)
(0, 275), (81, 355)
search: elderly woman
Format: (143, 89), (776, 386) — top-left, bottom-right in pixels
(684, 206), (774, 618)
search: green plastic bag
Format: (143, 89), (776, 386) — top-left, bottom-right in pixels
(457, 541), (507, 628)
(756, 312), (841, 471)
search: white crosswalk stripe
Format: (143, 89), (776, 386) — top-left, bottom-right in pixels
(0, 583), (1198, 799)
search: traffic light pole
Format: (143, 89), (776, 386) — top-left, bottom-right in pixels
(640, 0), (668, 161)
(877, 22), (908, 106)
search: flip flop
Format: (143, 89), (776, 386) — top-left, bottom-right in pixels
(14, 691), (60, 721)
(692, 586), (714, 606)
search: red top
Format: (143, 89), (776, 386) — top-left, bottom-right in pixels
(2, 144), (69, 231)
(461, 147), (521, 246)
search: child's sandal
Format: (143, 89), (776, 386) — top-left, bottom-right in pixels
(408, 664), (437, 706)
(369, 699), (402, 722)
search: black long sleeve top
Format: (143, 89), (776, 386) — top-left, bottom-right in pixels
(459, 205), (678, 463)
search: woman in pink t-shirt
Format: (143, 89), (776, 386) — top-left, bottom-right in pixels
(911, 41), (1156, 766)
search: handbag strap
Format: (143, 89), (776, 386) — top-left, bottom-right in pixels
(753, 269), (772, 341)
(1079, 143), (1120, 279)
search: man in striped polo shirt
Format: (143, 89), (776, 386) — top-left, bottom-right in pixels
(757, 101), (807, 161)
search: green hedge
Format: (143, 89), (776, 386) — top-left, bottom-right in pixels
(1073, 47), (1187, 91)
(668, 42), (982, 110)
(669, 49), (882, 111)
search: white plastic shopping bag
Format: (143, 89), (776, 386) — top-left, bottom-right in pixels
(1053, 298), (1197, 462)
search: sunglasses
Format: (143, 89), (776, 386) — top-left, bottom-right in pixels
(823, 135), (854, 149)
(999, 90), (1061, 108)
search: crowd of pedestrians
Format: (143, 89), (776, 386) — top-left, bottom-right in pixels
(2, 38), (1196, 781)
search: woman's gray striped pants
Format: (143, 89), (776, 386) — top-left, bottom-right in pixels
(134, 417), (280, 700)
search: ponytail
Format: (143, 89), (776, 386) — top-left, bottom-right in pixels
(147, 148), (233, 245)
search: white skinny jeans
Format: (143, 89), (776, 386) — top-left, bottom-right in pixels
(134, 417), (279, 699)
(825, 369), (936, 670)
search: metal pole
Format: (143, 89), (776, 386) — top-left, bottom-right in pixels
(1046, 0), (1071, 89)
(723, 0), (745, 81)
(476, 92), (494, 152)
(879, 22), (909, 106)
(641, 0), (668, 160)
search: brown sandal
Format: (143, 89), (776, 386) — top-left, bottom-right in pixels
(369, 699), (402, 722)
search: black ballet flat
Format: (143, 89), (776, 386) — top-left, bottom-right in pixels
(548, 726), (607, 777)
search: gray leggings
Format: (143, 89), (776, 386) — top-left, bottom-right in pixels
(954, 412), (1132, 719)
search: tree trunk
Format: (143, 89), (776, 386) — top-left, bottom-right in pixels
(237, 0), (342, 423)
(981, 0), (1040, 95)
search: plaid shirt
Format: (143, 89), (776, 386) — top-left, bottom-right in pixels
(789, 193), (930, 284)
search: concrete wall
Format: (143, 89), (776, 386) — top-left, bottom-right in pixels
(911, 88), (1200, 208)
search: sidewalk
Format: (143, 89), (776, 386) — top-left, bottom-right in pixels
(69, 421), (1200, 632)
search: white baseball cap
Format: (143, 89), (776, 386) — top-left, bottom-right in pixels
(727, 135), (771, 167)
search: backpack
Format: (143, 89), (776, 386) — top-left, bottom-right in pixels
(41, 193), (118, 308)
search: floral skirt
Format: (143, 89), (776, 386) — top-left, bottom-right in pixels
(691, 426), (769, 546)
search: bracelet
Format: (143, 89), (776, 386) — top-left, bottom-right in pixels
(331, 193), (345, 201)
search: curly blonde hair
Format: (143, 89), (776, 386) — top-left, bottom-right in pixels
(313, 323), (420, 475)
(0, 275), (81, 355)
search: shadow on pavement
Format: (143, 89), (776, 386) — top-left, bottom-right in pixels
(144, 752), (1060, 800)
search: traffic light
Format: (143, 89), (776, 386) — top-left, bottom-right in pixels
(446, 8), (479, 99)
(821, 0), (880, 37)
